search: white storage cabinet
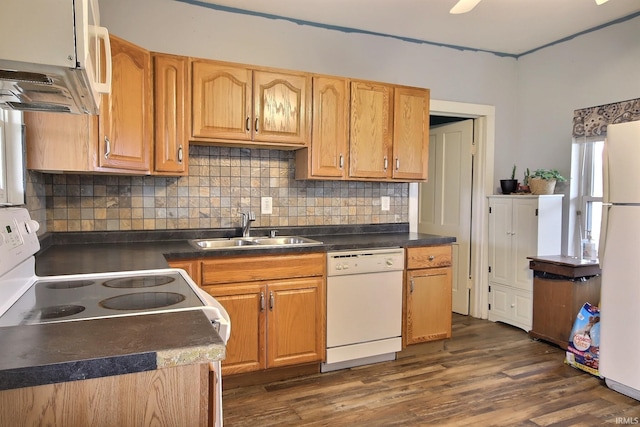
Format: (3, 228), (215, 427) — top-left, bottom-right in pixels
(487, 195), (563, 331)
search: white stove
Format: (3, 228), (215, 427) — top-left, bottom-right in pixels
(0, 207), (230, 426)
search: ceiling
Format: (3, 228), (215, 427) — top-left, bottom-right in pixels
(188, 0), (640, 56)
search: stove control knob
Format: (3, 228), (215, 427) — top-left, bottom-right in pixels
(24, 220), (40, 234)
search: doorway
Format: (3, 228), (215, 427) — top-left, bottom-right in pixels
(409, 99), (495, 320)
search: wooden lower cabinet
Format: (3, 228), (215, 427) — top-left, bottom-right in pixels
(168, 259), (201, 285)
(0, 364), (211, 427)
(404, 245), (453, 345)
(200, 253), (326, 376)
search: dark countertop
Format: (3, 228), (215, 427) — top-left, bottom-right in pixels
(0, 310), (225, 391)
(35, 229), (456, 276)
(2, 224), (454, 391)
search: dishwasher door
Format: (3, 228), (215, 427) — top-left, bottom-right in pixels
(326, 270), (403, 348)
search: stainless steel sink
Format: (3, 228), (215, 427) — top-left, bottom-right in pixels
(189, 236), (322, 250)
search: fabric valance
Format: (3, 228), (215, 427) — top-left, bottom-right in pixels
(573, 98), (640, 137)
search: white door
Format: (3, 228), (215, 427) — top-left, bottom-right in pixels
(418, 119), (473, 315)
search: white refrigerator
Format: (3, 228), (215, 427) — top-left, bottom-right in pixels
(599, 120), (640, 401)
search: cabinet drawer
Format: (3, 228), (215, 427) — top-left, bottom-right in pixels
(201, 253), (325, 285)
(406, 245), (452, 269)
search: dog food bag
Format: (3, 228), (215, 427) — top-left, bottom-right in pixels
(565, 302), (602, 378)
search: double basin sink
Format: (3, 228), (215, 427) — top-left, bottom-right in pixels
(189, 235), (323, 250)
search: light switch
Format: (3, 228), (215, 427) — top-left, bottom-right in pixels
(381, 196), (390, 211)
(261, 197), (273, 215)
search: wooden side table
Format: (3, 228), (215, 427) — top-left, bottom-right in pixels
(528, 255), (601, 350)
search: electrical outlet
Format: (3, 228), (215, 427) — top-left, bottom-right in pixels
(261, 197), (273, 215)
(381, 196), (390, 211)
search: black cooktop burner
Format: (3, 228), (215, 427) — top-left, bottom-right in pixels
(27, 304), (86, 321)
(103, 275), (175, 289)
(45, 280), (95, 290)
(99, 292), (186, 311)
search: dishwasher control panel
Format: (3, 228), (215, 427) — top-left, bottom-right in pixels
(327, 248), (405, 276)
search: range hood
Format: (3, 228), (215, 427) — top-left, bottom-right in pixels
(0, 0), (111, 115)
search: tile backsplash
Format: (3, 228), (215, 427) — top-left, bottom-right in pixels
(28, 146), (409, 233)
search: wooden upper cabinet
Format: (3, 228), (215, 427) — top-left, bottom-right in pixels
(392, 86), (430, 181)
(99, 35), (152, 172)
(349, 81), (393, 179)
(191, 60), (311, 148)
(153, 53), (189, 175)
(191, 61), (252, 141)
(295, 76), (349, 179)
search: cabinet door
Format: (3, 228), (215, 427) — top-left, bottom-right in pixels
(99, 35), (152, 172)
(191, 61), (252, 141)
(512, 198), (538, 290)
(406, 267), (452, 344)
(205, 284), (266, 375)
(349, 81), (392, 179)
(266, 277), (325, 368)
(309, 76), (349, 178)
(488, 197), (513, 285)
(253, 70), (311, 146)
(153, 53), (188, 175)
(392, 87), (430, 180)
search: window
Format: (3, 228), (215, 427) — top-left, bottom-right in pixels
(575, 137), (604, 253)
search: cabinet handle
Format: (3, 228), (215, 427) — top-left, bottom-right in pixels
(245, 116), (251, 132)
(396, 157), (400, 171)
(269, 291), (274, 311)
(255, 117), (259, 133)
(104, 136), (111, 159)
(260, 291), (265, 311)
(339, 154), (344, 169)
(384, 156), (388, 171)
(410, 278), (414, 294)
(178, 145), (183, 163)
(428, 255), (435, 261)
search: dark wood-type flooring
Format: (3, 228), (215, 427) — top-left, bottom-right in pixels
(222, 314), (640, 426)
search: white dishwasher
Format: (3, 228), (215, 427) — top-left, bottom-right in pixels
(322, 247), (405, 373)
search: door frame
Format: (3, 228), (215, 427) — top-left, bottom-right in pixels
(409, 99), (495, 319)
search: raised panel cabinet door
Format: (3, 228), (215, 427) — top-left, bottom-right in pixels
(392, 86), (430, 180)
(99, 35), (152, 172)
(349, 81), (392, 179)
(205, 283), (266, 375)
(191, 60), (252, 141)
(253, 70), (311, 145)
(512, 198), (538, 290)
(488, 197), (513, 285)
(406, 267), (452, 344)
(153, 53), (188, 175)
(266, 277), (325, 368)
(310, 76), (349, 178)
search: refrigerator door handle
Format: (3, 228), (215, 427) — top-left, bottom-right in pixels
(599, 204), (610, 269)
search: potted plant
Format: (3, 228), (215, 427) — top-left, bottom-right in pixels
(528, 169), (566, 195)
(500, 164), (518, 194)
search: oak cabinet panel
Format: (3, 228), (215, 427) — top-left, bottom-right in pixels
(191, 60), (311, 148)
(349, 81), (392, 179)
(153, 53), (189, 175)
(404, 245), (453, 345)
(392, 86), (430, 180)
(295, 76), (350, 179)
(199, 253), (325, 375)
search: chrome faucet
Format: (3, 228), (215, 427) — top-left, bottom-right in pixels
(240, 211), (256, 237)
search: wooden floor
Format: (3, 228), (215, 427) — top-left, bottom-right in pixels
(222, 314), (640, 426)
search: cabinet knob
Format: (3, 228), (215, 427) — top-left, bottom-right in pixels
(104, 136), (111, 159)
(383, 156), (388, 171)
(245, 116), (251, 132)
(178, 145), (183, 163)
(428, 255), (435, 261)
